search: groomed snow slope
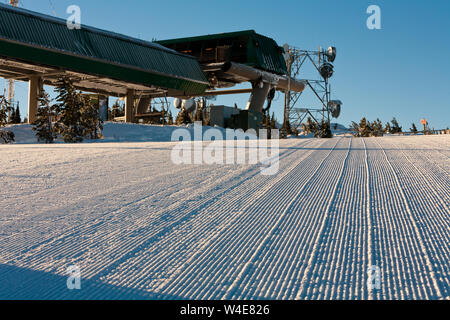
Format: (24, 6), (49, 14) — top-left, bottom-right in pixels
(0, 135), (449, 300)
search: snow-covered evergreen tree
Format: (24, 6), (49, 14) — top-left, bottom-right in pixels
(390, 117), (402, 134)
(168, 110), (174, 125)
(316, 119), (333, 138)
(9, 106), (15, 124)
(111, 101), (125, 119)
(13, 104), (21, 124)
(370, 118), (384, 137)
(54, 78), (85, 143)
(32, 91), (57, 143)
(350, 121), (360, 137)
(385, 122), (391, 134)
(303, 117), (317, 135)
(194, 106), (203, 123)
(282, 119), (292, 136)
(359, 117), (371, 137)
(0, 95), (14, 143)
(81, 95), (103, 140)
(176, 109), (192, 125)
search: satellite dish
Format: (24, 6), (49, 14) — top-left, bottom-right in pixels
(327, 46), (337, 62)
(328, 100), (343, 118)
(320, 62), (334, 79)
(331, 105), (341, 118)
(173, 98), (182, 109)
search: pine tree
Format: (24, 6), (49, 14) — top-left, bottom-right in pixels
(0, 129), (14, 143)
(202, 106), (211, 126)
(390, 117), (402, 134)
(0, 102), (7, 127)
(410, 123), (418, 134)
(194, 106), (203, 123)
(303, 117), (317, 135)
(80, 95), (103, 140)
(376, 119), (384, 136)
(161, 108), (166, 125)
(370, 118), (384, 137)
(350, 121), (360, 137)
(111, 101), (125, 119)
(282, 120), (292, 136)
(32, 91), (57, 143)
(264, 112), (271, 129)
(270, 112), (277, 129)
(317, 119), (333, 138)
(54, 78), (84, 143)
(175, 109), (192, 125)
(0, 94), (14, 143)
(423, 122), (432, 135)
(107, 107), (112, 121)
(13, 104), (21, 124)
(168, 110), (174, 125)
(9, 107), (16, 124)
(359, 117), (371, 137)
(385, 122), (391, 134)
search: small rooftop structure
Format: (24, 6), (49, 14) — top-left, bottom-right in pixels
(157, 30), (288, 76)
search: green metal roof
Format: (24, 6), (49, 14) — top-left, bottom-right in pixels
(0, 4), (208, 94)
(157, 30), (288, 75)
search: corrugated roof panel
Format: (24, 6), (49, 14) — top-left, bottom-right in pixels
(0, 4), (208, 94)
(248, 33), (287, 75)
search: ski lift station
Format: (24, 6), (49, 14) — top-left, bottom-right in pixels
(0, 3), (340, 130)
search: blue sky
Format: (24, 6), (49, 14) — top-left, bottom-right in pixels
(2, 0), (449, 129)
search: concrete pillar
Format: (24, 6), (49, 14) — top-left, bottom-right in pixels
(246, 82), (272, 113)
(28, 76), (41, 124)
(125, 89), (135, 123)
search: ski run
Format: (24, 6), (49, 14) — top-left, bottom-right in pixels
(0, 135), (449, 300)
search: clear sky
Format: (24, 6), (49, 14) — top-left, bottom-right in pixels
(2, 0), (449, 129)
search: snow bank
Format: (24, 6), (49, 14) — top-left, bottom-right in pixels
(6, 122), (349, 144)
(6, 122), (234, 144)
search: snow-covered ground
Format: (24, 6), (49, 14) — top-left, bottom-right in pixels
(5, 122), (232, 144)
(0, 134), (449, 300)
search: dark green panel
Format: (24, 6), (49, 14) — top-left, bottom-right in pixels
(0, 40), (207, 95)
